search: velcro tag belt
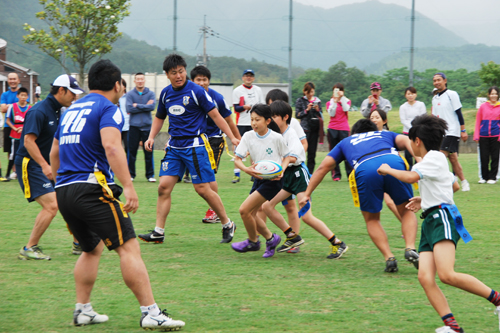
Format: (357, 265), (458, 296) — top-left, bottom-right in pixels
(94, 170), (128, 218)
(22, 157), (31, 198)
(440, 203), (472, 244)
(200, 134), (216, 170)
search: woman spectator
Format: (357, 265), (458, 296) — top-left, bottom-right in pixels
(296, 81), (324, 173)
(474, 86), (500, 184)
(399, 87), (426, 169)
(326, 83), (352, 181)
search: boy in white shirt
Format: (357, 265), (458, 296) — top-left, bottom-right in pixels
(378, 115), (500, 333)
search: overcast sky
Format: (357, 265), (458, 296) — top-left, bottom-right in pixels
(295, 0), (500, 46)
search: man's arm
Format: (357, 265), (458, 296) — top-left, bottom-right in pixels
(360, 99), (371, 117)
(144, 116), (165, 152)
(208, 108), (239, 146)
(101, 126), (138, 213)
(24, 133), (53, 180)
(224, 115), (241, 140)
(394, 134), (420, 162)
(49, 138), (60, 180)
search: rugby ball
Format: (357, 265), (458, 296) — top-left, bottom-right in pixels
(254, 160), (283, 180)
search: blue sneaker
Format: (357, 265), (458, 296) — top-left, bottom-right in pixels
(263, 234), (281, 258)
(231, 239), (260, 252)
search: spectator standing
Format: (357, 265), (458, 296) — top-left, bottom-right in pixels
(474, 86), (500, 184)
(431, 72), (470, 191)
(360, 82), (392, 117)
(35, 83), (41, 103)
(119, 78), (130, 155)
(295, 81), (324, 173)
(126, 73), (156, 182)
(231, 69), (264, 183)
(399, 87), (427, 169)
(326, 83), (353, 181)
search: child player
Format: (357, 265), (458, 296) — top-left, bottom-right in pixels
(378, 114), (500, 333)
(190, 66), (241, 223)
(263, 101), (348, 259)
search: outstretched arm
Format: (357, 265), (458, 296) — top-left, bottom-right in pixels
(377, 163), (420, 184)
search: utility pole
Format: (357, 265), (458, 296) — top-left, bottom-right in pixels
(173, 0), (177, 52)
(288, 0), (293, 99)
(409, 0), (415, 86)
(197, 15), (210, 67)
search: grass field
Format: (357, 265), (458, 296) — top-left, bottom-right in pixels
(0, 150), (499, 333)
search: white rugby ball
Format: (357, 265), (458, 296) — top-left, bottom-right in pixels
(254, 160), (283, 180)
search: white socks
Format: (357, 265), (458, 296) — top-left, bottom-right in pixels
(76, 302), (93, 313)
(140, 303), (161, 316)
(154, 227), (165, 235)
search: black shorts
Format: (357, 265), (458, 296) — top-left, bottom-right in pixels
(209, 137), (225, 173)
(56, 183), (136, 252)
(440, 136), (460, 153)
(250, 178), (284, 201)
(3, 129), (12, 154)
(237, 125), (252, 137)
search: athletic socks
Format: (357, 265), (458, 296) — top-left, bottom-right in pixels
(283, 227), (296, 238)
(234, 168), (240, 177)
(6, 160), (14, 177)
(328, 235), (340, 245)
(76, 302), (93, 313)
(266, 235), (274, 242)
(442, 313), (461, 332)
(154, 227), (164, 235)
(140, 303), (161, 316)
(222, 221), (232, 228)
(488, 290), (500, 306)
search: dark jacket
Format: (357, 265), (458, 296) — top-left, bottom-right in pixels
(295, 96), (323, 132)
(126, 87), (156, 130)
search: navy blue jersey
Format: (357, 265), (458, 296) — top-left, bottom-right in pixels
(15, 94), (61, 165)
(328, 131), (400, 168)
(156, 80), (216, 148)
(206, 88), (232, 138)
(54, 93), (123, 187)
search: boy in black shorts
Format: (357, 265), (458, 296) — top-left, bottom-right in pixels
(378, 115), (500, 333)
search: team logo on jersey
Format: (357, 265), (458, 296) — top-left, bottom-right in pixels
(162, 162), (169, 171)
(266, 148), (273, 155)
(169, 105), (185, 115)
(183, 96), (190, 106)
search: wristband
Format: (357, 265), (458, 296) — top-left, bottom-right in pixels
(461, 129), (466, 133)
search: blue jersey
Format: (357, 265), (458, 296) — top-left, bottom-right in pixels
(15, 94), (61, 165)
(156, 80), (216, 148)
(2, 89), (20, 128)
(328, 131), (400, 168)
(206, 88), (232, 138)
(54, 93), (123, 188)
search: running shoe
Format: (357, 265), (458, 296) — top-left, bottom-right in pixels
(435, 326), (464, 333)
(9, 172), (17, 180)
(138, 230), (165, 244)
(232, 175), (240, 183)
(72, 242), (83, 255)
(478, 179), (486, 184)
(183, 176), (191, 183)
(202, 208), (220, 223)
(384, 257), (398, 273)
(287, 247), (301, 253)
(276, 235), (305, 253)
(74, 309), (109, 326)
(495, 306), (500, 331)
(0, 176), (10, 182)
(140, 309), (185, 331)
(404, 248), (419, 269)
(332, 177), (341, 181)
(148, 177), (157, 183)
(327, 241), (348, 259)
(487, 179), (497, 184)
(220, 221), (236, 243)
(263, 234), (281, 258)
(18, 245), (51, 260)
(231, 239), (261, 252)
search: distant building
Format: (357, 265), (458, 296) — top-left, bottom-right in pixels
(0, 38), (39, 102)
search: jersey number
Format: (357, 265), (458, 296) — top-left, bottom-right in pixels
(61, 109), (91, 134)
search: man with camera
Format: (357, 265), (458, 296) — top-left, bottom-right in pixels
(360, 82), (392, 117)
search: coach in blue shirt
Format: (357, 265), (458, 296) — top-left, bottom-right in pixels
(15, 74), (84, 260)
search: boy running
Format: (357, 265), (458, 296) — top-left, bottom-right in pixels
(378, 114), (500, 333)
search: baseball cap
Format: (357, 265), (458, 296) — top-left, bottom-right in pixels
(434, 72), (447, 79)
(370, 82), (382, 90)
(242, 69), (255, 76)
(51, 74), (85, 94)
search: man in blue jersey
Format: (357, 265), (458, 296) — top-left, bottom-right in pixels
(190, 65), (241, 223)
(300, 119), (420, 273)
(15, 74), (83, 260)
(138, 54), (240, 244)
(50, 59), (185, 330)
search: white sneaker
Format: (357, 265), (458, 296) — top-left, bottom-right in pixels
(73, 309), (109, 326)
(9, 172), (17, 180)
(487, 179), (497, 184)
(140, 310), (185, 331)
(148, 177), (156, 183)
(461, 179), (470, 192)
(495, 306), (500, 331)
(435, 326), (457, 333)
(478, 179), (486, 184)
(230, 157), (235, 162)
(131, 177), (134, 182)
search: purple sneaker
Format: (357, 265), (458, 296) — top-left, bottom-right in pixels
(231, 239), (261, 253)
(263, 234), (281, 258)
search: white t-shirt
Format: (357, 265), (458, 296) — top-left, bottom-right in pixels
(412, 150), (455, 211)
(235, 128), (289, 165)
(432, 89), (462, 137)
(232, 84), (264, 126)
(282, 126), (305, 166)
(35, 85), (41, 95)
(399, 101), (426, 133)
(119, 94), (130, 132)
(290, 117), (306, 140)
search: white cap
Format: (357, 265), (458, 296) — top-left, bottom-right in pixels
(51, 75), (85, 94)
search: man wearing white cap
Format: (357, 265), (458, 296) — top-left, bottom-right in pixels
(15, 74), (84, 260)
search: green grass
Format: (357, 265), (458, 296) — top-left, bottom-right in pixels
(0, 151), (498, 332)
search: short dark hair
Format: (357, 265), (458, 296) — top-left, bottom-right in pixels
(134, 72), (144, 77)
(88, 59), (122, 91)
(250, 104), (281, 134)
(121, 78), (127, 88)
(50, 86), (67, 95)
(303, 82), (315, 95)
(405, 86), (417, 95)
(270, 100), (292, 124)
(190, 66), (211, 80)
(265, 89), (289, 104)
(488, 86), (499, 96)
(408, 115), (447, 151)
(350, 118), (378, 135)
(17, 87), (29, 95)
(332, 83), (344, 91)
(163, 54), (187, 73)
(369, 109), (389, 130)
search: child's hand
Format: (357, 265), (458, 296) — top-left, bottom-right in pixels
(270, 173), (283, 181)
(246, 164), (263, 179)
(405, 196), (421, 212)
(377, 163), (391, 175)
(298, 195), (310, 208)
(16, 127), (22, 133)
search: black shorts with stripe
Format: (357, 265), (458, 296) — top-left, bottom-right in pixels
(209, 137), (225, 173)
(56, 183), (136, 252)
